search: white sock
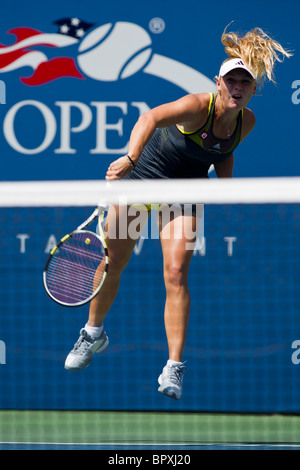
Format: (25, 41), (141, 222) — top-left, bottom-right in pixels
(84, 323), (103, 339)
(167, 360), (182, 367)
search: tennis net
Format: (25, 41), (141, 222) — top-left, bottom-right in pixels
(0, 177), (300, 448)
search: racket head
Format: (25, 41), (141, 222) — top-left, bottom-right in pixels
(43, 229), (108, 307)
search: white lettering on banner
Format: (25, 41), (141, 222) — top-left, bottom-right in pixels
(2, 100), (150, 155)
(193, 237), (206, 256)
(224, 237), (237, 257)
(16, 234), (30, 253)
(91, 101), (128, 154)
(24, 234), (237, 256)
(0, 340), (6, 365)
(55, 101), (93, 154)
(133, 237), (145, 255)
(45, 235), (58, 254)
(4, 100), (57, 154)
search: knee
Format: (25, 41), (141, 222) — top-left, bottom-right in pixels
(164, 263), (188, 291)
(107, 253), (130, 278)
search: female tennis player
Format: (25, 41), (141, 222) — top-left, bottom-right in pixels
(65, 27), (291, 399)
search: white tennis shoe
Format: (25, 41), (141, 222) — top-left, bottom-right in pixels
(158, 361), (187, 400)
(65, 328), (109, 371)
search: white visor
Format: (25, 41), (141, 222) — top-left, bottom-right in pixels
(219, 58), (255, 79)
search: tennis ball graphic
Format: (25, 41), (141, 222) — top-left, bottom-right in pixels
(77, 22), (153, 81)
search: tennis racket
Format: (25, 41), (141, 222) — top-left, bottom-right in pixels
(43, 206), (109, 307)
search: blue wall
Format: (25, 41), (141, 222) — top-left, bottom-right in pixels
(0, 0), (300, 412)
(1, 0), (299, 179)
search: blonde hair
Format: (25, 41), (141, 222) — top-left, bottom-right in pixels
(221, 25), (292, 86)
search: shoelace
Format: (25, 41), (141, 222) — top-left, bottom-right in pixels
(166, 363), (186, 385)
(73, 330), (93, 354)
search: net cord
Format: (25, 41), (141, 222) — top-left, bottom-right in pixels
(1, 177), (300, 207)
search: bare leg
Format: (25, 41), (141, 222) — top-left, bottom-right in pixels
(159, 208), (198, 362)
(88, 204), (150, 326)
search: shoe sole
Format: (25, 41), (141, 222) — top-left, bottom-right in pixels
(158, 375), (181, 400)
(95, 336), (109, 353)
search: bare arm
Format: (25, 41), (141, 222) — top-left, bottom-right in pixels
(106, 94), (210, 180)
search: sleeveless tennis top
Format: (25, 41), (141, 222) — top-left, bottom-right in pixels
(123, 93), (243, 180)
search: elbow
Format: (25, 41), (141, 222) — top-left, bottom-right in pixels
(137, 112), (157, 132)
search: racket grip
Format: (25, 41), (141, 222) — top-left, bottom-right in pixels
(97, 181), (111, 211)
(97, 203), (109, 212)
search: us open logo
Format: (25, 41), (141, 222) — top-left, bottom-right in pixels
(0, 18), (216, 159)
(0, 18), (215, 91)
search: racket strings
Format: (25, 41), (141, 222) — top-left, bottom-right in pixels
(48, 252), (105, 280)
(45, 234), (106, 304)
(47, 261), (105, 302)
(47, 260), (105, 297)
(61, 243), (104, 262)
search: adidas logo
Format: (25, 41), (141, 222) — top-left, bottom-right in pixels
(209, 142), (221, 153)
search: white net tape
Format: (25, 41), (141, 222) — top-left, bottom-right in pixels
(1, 177), (300, 207)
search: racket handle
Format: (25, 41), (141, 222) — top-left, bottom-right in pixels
(97, 203), (109, 212)
(97, 181), (111, 211)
